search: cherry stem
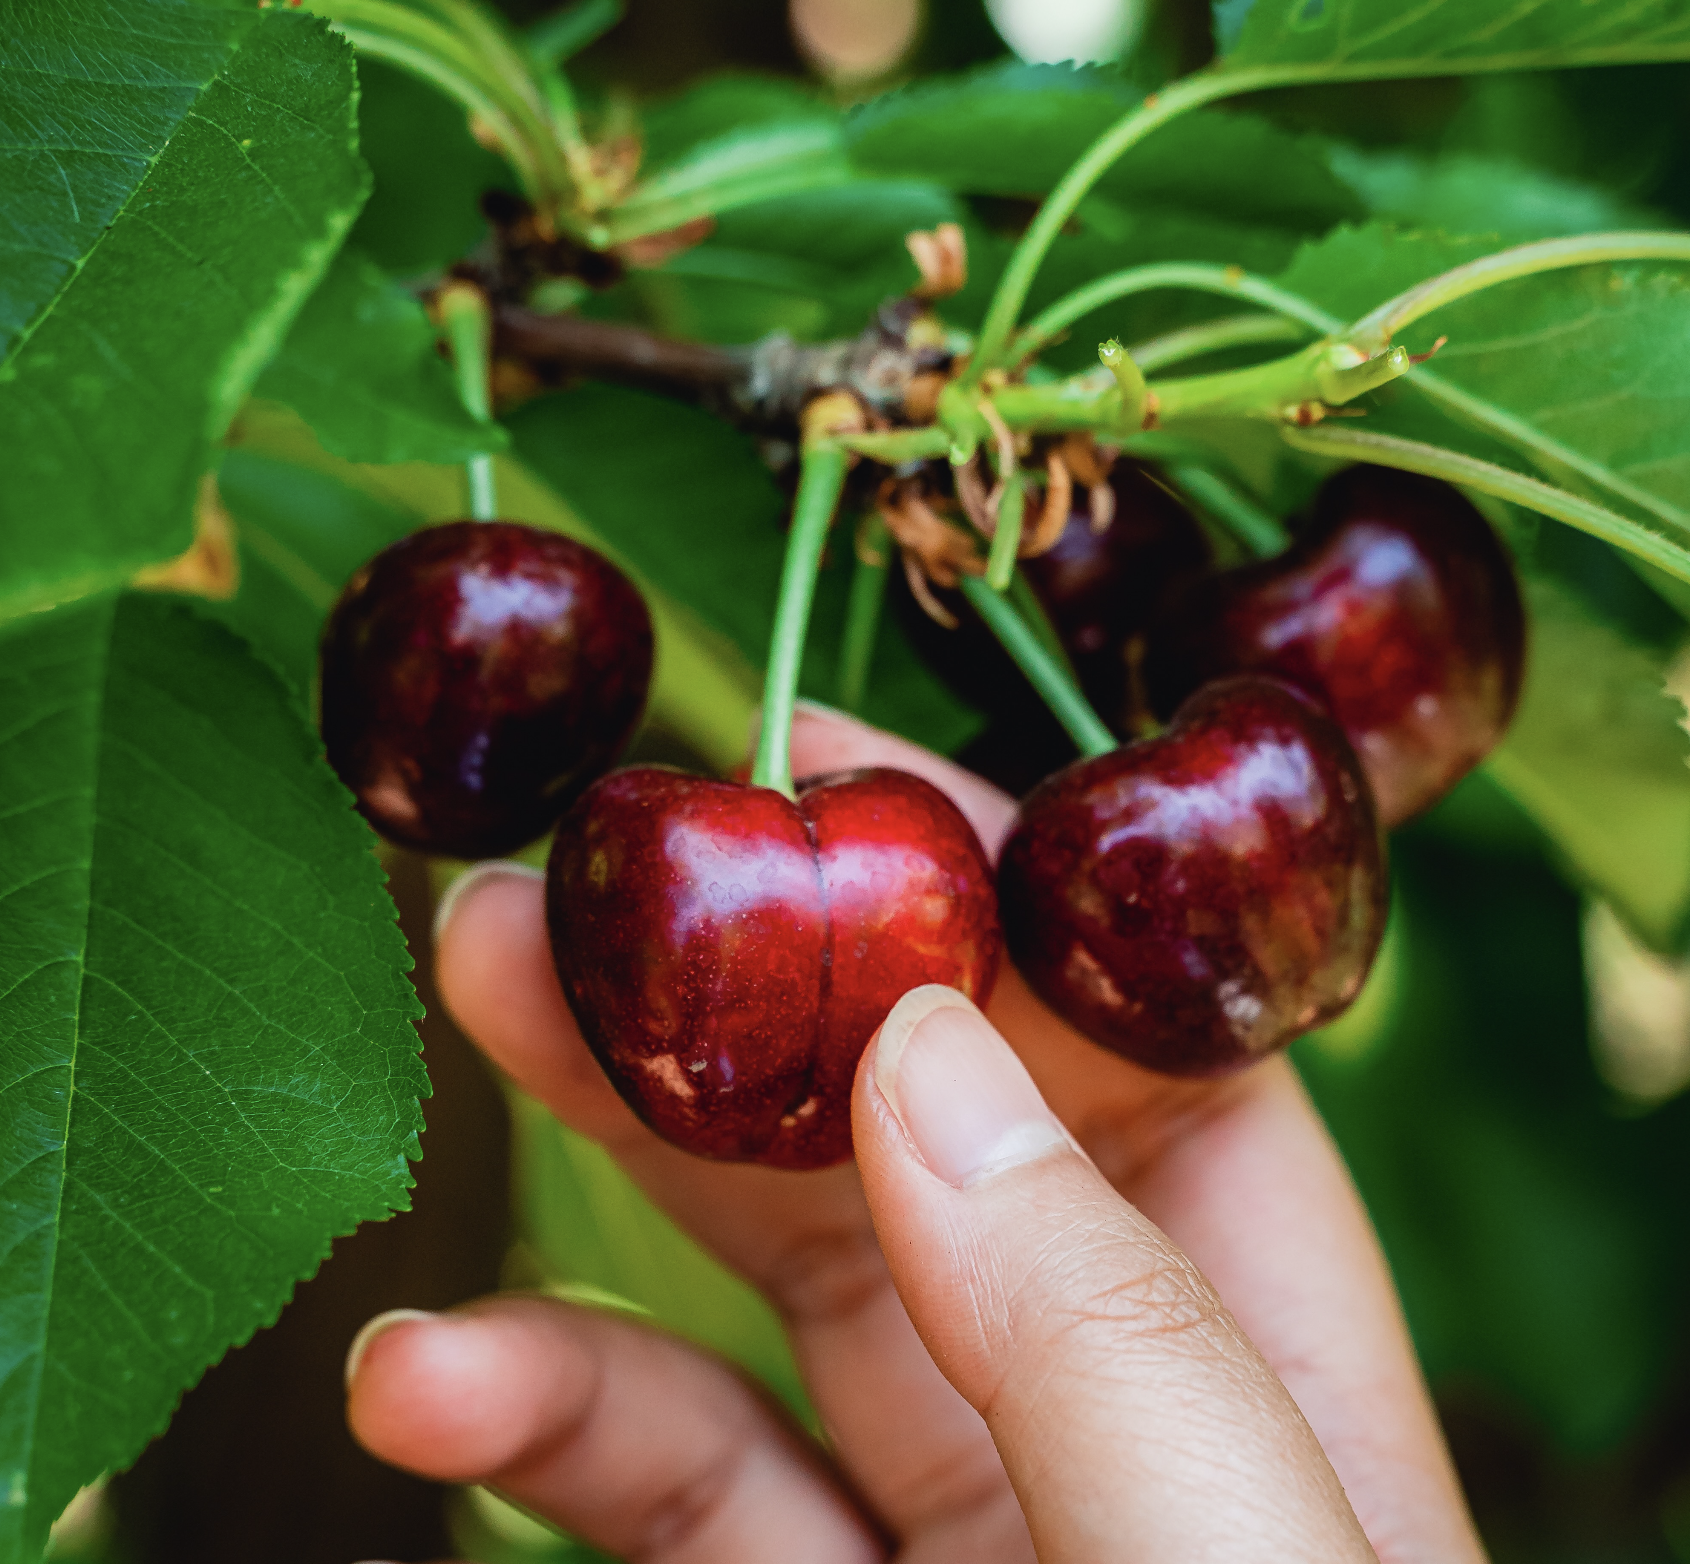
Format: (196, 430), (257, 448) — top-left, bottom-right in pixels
(1169, 465), (1289, 559)
(1281, 424), (1690, 586)
(752, 444), (850, 796)
(959, 577), (1116, 760)
(984, 474), (1025, 591)
(1018, 262), (1334, 362)
(1007, 569), (1078, 682)
(440, 284), (499, 522)
(838, 514), (889, 714)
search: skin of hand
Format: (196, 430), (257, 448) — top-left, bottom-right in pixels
(344, 704), (1485, 1564)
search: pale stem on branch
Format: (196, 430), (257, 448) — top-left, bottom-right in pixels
(1169, 465), (1290, 558)
(440, 284), (499, 521)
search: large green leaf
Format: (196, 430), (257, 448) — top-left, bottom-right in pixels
(253, 247), (505, 466)
(1214, 0), (1690, 76)
(0, 4), (368, 620)
(0, 593), (425, 1564)
(1487, 582), (1690, 953)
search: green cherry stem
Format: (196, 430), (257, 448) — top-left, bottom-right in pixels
(967, 72), (1254, 379)
(1169, 465), (1289, 558)
(1348, 231), (1690, 353)
(984, 474), (1026, 591)
(1280, 424), (1690, 586)
(440, 284), (499, 522)
(1017, 261), (1336, 361)
(1007, 569), (1078, 681)
(838, 513), (889, 713)
(959, 577), (1116, 759)
(1129, 312), (1309, 375)
(752, 443), (850, 797)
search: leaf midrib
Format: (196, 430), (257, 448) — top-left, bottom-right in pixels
(0, 14), (251, 370)
(13, 604), (111, 1541)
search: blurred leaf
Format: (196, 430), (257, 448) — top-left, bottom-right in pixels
(1214, 0), (1690, 76)
(0, 4), (367, 620)
(348, 58), (511, 277)
(228, 402), (762, 772)
(636, 178), (962, 341)
(1487, 581), (1690, 953)
(509, 1096), (809, 1419)
(1329, 147), (1667, 240)
(1298, 833), (1690, 1455)
(254, 247), (505, 465)
(505, 384), (984, 753)
(636, 73), (831, 168)
(607, 120), (853, 244)
(847, 62), (1362, 231)
(0, 593), (424, 1564)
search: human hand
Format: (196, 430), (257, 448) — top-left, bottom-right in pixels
(346, 705), (1484, 1563)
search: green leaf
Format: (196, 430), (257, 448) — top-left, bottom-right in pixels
(0, 5), (368, 621)
(1486, 581), (1690, 952)
(348, 58), (512, 277)
(1215, 0), (1690, 77)
(606, 120), (853, 245)
(847, 62), (1362, 232)
(636, 74), (831, 170)
(0, 593), (425, 1564)
(505, 384), (983, 754)
(1329, 147), (1667, 242)
(253, 247), (505, 465)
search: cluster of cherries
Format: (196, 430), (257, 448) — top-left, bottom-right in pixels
(321, 460), (1524, 1170)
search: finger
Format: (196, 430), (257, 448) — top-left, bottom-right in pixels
(1124, 1061), (1483, 1564)
(435, 868), (1019, 1548)
(346, 1299), (881, 1564)
(854, 986), (1378, 1563)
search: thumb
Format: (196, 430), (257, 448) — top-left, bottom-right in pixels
(853, 986), (1377, 1564)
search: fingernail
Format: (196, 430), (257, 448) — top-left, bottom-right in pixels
(433, 860), (542, 943)
(874, 986), (1070, 1188)
(344, 1308), (436, 1388)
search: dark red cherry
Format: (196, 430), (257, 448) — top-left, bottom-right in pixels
(546, 766), (1002, 1168)
(1144, 466), (1525, 826)
(320, 520), (652, 859)
(998, 676), (1386, 1077)
(891, 460), (1209, 737)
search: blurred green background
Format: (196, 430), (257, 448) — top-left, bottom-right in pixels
(49, 2), (1690, 1562)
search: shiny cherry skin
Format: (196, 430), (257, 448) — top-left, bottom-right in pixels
(998, 676), (1386, 1078)
(1144, 466), (1525, 826)
(546, 766), (1002, 1168)
(320, 520), (652, 859)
